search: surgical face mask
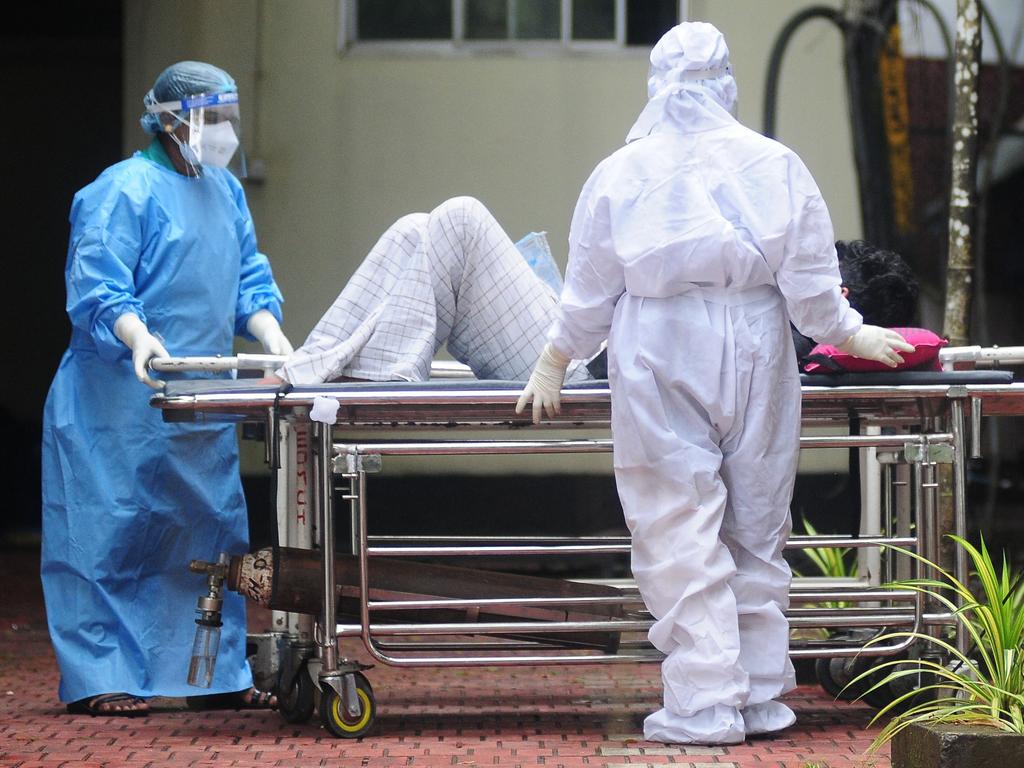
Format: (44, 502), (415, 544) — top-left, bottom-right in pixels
(199, 121), (239, 168)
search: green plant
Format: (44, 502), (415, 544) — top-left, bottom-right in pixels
(851, 534), (1024, 752)
(794, 517), (860, 581)
(790, 518), (862, 642)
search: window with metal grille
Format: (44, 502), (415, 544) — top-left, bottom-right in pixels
(340, 0), (683, 50)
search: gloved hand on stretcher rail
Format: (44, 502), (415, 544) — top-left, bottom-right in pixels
(114, 313), (169, 390)
(837, 324), (915, 367)
(246, 309), (294, 356)
(515, 342), (571, 424)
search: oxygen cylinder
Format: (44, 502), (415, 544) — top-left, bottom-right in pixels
(227, 546), (622, 652)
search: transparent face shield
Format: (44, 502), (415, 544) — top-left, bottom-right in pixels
(146, 91), (246, 177)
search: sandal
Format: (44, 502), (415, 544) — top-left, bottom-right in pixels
(186, 687), (278, 711)
(66, 692), (150, 717)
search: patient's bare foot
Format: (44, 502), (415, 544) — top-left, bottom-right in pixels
(258, 374), (286, 385)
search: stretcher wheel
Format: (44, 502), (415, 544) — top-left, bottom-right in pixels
(814, 657), (850, 700)
(861, 660), (936, 712)
(277, 666), (315, 724)
(815, 656), (881, 701)
(320, 672), (375, 738)
(861, 668), (903, 709)
(840, 656), (888, 702)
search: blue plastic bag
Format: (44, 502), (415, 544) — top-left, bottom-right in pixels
(514, 231), (564, 295)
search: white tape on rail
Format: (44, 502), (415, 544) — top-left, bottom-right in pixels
(310, 396), (340, 425)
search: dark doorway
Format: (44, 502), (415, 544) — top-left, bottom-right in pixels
(2, 2), (123, 542)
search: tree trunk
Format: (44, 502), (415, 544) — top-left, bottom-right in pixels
(942, 0), (982, 346)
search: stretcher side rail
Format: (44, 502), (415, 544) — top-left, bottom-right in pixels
(154, 372), (1020, 428)
(150, 356), (478, 379)
(148, 344), (1024, 378)
(335, 428), (938, 668)
(358, 537), (920, 558)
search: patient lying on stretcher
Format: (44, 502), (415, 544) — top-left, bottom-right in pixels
(265, 197), (918, 386)
(266, 196), (601, 386)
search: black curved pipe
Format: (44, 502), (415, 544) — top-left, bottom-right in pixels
(762, 6), (845, 139)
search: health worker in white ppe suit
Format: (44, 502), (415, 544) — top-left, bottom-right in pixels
(517, 22), (913, 745)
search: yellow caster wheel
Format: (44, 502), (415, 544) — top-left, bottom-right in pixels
(320, 671), (375, 738)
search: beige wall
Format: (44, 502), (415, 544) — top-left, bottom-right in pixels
(124, 0), (858, 475)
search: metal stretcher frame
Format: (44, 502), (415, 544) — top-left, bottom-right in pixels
(154, 373), (1024, 697)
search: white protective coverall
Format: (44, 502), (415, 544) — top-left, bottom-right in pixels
(545, 23), (863, 743)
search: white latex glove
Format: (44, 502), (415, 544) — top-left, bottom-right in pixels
(836, 325), (916, 368)
(113, 313), (169, 390)
(246, 309), (294, 356)
(515, 343), (571, 424)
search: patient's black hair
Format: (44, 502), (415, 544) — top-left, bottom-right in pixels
(836, 240), (919, 327)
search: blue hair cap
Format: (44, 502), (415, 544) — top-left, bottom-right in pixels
(140, 61), (237, 134)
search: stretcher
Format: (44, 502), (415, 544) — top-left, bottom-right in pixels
(151, 353), (1023, 737)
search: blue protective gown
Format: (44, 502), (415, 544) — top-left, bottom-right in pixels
(41, 144), (283, 702)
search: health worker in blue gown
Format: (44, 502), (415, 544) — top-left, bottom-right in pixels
(42, 61), (293, 717)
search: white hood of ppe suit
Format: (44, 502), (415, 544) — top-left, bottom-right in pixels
(627, 21), (738, 142)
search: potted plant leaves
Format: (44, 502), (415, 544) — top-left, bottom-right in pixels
(849, 534), (1024, 767)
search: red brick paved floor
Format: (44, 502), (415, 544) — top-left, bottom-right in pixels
(1, 548), (890, 767)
